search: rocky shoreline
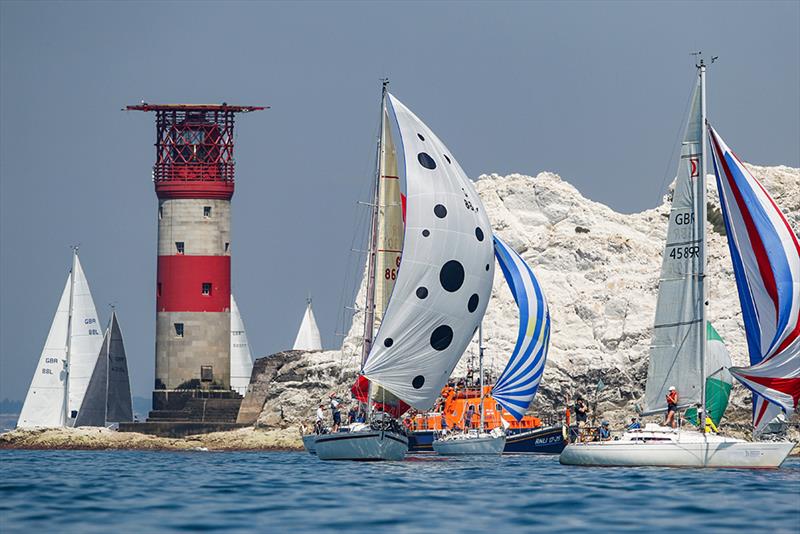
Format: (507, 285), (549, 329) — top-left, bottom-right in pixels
(0, 426), (303, 452)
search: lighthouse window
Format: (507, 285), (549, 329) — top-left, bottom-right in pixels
(157, 283), (162, 297)
(158, 206), (163, 220)
(203, 206), (211, 218)
(224, 242), (229, 252)
(176, 242), (184, 254)
(174, 323), (184, 338)
(202, 282), (212, 296)
(200, 365), (213, 382)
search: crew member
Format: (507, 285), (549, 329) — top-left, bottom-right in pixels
(330, 394), (342, 432)
(627, 417), (641, 430)
(575, 397), (589, 426)
(665, 386), (678, 428)
(597, 421), (612, 441)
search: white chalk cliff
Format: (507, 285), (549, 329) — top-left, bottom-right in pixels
(257, 164), (799, 434)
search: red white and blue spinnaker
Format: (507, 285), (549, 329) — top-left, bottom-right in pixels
(708, 125), (800, 431)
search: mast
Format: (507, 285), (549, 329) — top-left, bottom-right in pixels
(104, 308), (114, 426)
(360, 78), (389, 416)
(479, 323), (485, 432)
(698, 59), (708, 432)
(63, 247), (78, 426)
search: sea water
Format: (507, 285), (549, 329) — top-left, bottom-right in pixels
(1, 450), (798, 532)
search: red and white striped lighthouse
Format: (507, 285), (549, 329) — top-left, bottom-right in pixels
(128, 104), (264, 411)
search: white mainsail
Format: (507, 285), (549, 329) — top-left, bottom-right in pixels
(230, 295), (254, 395)
(66, 255), (104, 418)
(644, 74), (706, 414)
(293, 298), (323, 351)
(362, 94), (495, 411)
(17, 276), (71, 428)
(374, 107), (404, 323)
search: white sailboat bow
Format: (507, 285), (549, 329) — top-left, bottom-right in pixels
(230, 295), (254, 395)
(18, 250), (103, 428)
(292, 297), (322, 352)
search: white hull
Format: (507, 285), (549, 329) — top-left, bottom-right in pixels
(560, 426), (794, 468)
(302, 434), (317, 455)
(432, 433), (506, 455)
(314, 429), (408, 461)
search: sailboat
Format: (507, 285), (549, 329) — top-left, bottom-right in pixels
(292, 297), (322, 352)
(433, 235), (551, 455)
(314, 81), (495, 460)
(74, 310), (133, 426)
(18, 248), (104, 428)
(230, 295), (254, 395)
(560, 59), (795, 468)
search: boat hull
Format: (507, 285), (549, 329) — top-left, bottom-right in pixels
(560, 440), (794, 468)
(410, 424), (570, 453)
(314, 429), (408, 461)
(302, 434), (317, 455)
(432, 434), (506, 455)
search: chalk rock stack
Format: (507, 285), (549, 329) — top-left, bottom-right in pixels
(257, 164), (799, 435)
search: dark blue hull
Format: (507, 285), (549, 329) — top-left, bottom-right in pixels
(408, 424), (569, 454)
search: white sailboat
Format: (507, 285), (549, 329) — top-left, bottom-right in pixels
(560, 59), (796, 468)
(433, 235), (552, 455)
(18, 249), (104, 428)
(315, 81), (495, 460)
(292, 297), (322, 352)
(74, 310), (133, 426)
(230, 295), (254, 395)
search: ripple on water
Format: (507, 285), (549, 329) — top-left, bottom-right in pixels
(0, 451), (798, 533)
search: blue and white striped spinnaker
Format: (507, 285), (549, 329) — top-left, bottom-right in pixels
(491, 235), (551, 420)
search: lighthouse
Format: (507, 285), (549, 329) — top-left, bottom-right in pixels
(127, 103), (264, 414)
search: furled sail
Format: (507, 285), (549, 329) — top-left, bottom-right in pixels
(708, 126), (800, 427)
(293, 298), (322, 351)
(644, 76), (705, 414)
(374, 108), (404, 323)
(66, 255), (104, 419)
(17, 276), (71, 428)
(105, 312), (133, 423)
(491, 235), (551, 420)
(686, 322), (733, 427)
(361, 94), (495, 411)
(230, 295), (254, 395)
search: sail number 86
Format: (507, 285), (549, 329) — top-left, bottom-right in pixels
(669, 246), (700, 260)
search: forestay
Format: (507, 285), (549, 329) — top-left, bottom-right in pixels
(709, 126), (800, 426)
(644, 76), (705, 414)
(491, 235), (550, 420)
(17, 275), (71, 428)
(362, 94), (495, 411)
(230, 295), (254, 395)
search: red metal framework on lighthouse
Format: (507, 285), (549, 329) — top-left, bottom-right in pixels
(127, 103), (266, 199)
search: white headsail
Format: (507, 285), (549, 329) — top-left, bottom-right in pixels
(644, 74), (706, 414)
(17, 275), (72, 428)
(362, 94), (495, 411)
(230, 295), (254, 394)
(293, 298), (323, 351)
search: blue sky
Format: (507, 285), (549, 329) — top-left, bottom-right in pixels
(1, 1), (798, 401)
